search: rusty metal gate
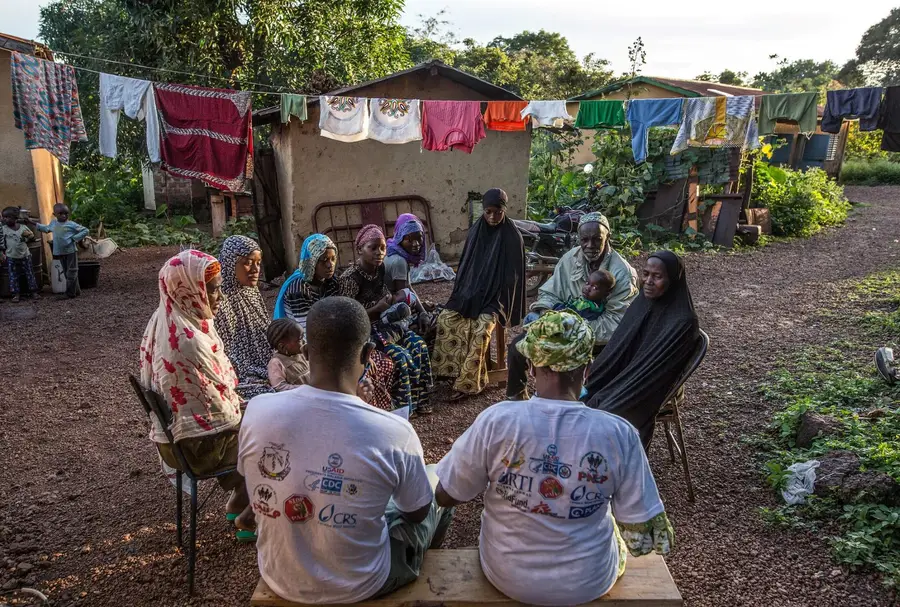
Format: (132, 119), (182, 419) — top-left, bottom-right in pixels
(251, 149), (287, 281)
(312, 195), (435, 267)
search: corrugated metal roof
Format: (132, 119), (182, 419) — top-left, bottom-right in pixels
(570, 76), (764, 100)
(0, 32), (53, 59)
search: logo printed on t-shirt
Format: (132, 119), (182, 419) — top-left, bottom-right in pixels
(530, 501), (563, 518)
(304, 474), (322, 491)
(252, 484), (281, 518)
(343, 482), (360, 498)
(578, 451), (609, 484)
(320, 453), (345, 495)
(317, 503), (358, 528)
(529, 444), (572, 479)
(568, 502), (604, 520)
(499, 443), (525, 469)
(258, 443), (291, 481)
(283, 494), (315, 523)
(539, 477), (564, 500)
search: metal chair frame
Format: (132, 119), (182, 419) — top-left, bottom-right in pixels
(656, 329), (709, 503)
(128, 375), (236, 595)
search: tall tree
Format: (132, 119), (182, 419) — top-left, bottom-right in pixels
(40, 0), (410, 165)
(751, 56), (839, 97)
(840, 7), (900, 86)
(694, 69), (747, 85)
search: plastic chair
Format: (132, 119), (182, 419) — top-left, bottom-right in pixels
(656, 329), (708, 503)
(128, 374), (237, 595)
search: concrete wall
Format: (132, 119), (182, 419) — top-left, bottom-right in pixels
(568, 83), (686, 166)
(274, 72), (531, 266)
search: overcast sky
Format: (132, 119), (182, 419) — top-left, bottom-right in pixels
(2, 0), (896, 80)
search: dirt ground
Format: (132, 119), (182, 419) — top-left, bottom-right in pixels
(1, 186), (899, 606)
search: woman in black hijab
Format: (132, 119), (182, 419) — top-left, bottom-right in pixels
(583, 250), (699, 450)
(432, 188), (525, 400)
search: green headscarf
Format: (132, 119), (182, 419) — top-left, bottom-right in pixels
(516, 310), (595, 372)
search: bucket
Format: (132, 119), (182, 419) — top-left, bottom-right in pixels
(51, 258), (66, 294)
(78, 260), (101, 289)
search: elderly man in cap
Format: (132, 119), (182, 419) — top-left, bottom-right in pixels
(506, 211), (638, 400)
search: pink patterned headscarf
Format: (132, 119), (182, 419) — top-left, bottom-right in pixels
(355, 224), (386, 250)
(139, 249), (242, 444)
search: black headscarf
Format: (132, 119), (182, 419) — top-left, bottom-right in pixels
(583, 250), (699, 450)
(445, 190), (526, 326)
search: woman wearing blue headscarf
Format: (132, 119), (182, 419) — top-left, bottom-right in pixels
(274, 234), (395, 411)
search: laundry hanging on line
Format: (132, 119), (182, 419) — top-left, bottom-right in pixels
(626, 98), (684, 164)
(367, 98), (423, 144)
(878, 87), (900, 152)
(153, 83), (254, 192)
(519, 100), (573, 128)
(822, 87), (883, 133)
(10, 52), (87, 165)
(483, 101), (529, 131)
(574, 100), (626, 130)
(280, 94), (307, 124)
(319, 96), (369, 142)
(671, 96), (759, 155)
(757, 92), (818, 137)
(99, 73), (160, 163)
(421, 101), (485, 153)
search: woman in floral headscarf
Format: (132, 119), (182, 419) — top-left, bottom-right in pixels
(274, 233), (395, 410)
(139, 249), (251, 532)
(215, 235), (273, 400)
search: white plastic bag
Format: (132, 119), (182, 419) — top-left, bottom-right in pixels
(782, 460), (820, 505)
(410, 245), (456, 284)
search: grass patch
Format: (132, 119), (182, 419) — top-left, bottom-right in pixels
(841, 160), (900, 186)
(758, 270), (900, 587)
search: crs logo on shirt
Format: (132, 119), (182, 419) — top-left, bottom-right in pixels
(317, 503), (357, 528)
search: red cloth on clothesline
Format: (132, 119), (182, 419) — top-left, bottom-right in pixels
(153, 83), (254, 192)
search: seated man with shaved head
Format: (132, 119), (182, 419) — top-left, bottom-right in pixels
(238, 296), (453, 603)
(507, 212), (639, 400)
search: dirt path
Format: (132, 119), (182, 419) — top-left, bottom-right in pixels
(1, 187), (898, 606)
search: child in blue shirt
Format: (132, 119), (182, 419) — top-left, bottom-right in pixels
(29, 203), (89, 298)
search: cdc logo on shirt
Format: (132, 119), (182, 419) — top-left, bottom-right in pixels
(318, 503), (357, 528)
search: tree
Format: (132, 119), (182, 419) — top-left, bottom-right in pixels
(40, 0), (410, 166)
(751, 56), (839, 97)
(694, 69), (748, 85)
(841, 7), (900, 86)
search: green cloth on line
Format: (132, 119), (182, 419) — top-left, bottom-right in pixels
(575, 100), (626, 129)
(280, 94), (307, 124)
(758, 92), (818, 136)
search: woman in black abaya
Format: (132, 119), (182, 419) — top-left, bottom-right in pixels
(583, 250), (699, 450)
(432, 188), (525, 400)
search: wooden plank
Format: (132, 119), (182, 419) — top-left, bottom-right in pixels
(712, 199), (742, 248)
(681, 166), (699, 235)
(251, 550), (681, 607)
(210, 195), (227, 237)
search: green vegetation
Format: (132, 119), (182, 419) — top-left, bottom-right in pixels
(841, 160), (900, 186)
(759, 271), (900, 587)
(106, 215), (257, 255)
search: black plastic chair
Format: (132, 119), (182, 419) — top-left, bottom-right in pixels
(656, 329), (708, 503)
(128, 374), (237, 595)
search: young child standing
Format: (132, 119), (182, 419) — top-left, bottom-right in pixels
(266, 318), (311, 392)
(1, 207), (39, 302)
(551, 269), (616, 321)
(29, 203), (89, 298)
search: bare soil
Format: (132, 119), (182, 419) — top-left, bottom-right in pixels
(1, 186), (899, 606)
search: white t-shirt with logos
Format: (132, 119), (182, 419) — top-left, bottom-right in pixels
(435, 397), (665, 606)
(238, 385), (433, 604)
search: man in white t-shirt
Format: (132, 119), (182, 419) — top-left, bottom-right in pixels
(435, 311), (674, 606)
(238, 296), (453, 603)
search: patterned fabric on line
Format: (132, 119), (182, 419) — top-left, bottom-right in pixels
(153, 83), (253, 192)
(421, 101), (486, 153)
(368, 98), (422, 144)
(671, 96), (760, 155)
(319, 96), (369, 143)
(431, 310), (497, 395)
(10, 52), (87, 165)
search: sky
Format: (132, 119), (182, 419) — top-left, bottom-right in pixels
(1, 0), (896, 81)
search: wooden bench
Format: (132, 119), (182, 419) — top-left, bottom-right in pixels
(250, 549), (682, 606)
(486, 323), (508, 389)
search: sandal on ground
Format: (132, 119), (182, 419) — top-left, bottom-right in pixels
(448, 391), (471, 403)
(226, 512), (239, 522)
(417, 404), (434, 415)
(235, 529), (257, 542)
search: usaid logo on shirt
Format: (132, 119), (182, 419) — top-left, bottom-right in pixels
(321, 453), (345, 495)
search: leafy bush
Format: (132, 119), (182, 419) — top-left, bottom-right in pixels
(752, 158), (850, 237)
(65, 160), (144, 229)
(107, 216), (258, 254)
(841, 160), (900, 185)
